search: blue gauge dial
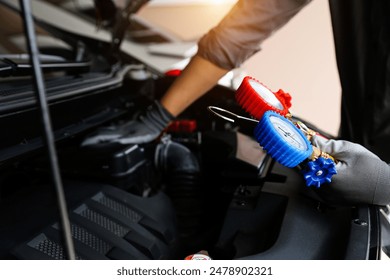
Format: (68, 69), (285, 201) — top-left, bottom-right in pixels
(254, 111), (313, 168)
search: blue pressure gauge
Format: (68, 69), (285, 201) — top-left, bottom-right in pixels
(254, 111), (313, 168)
(254, 111), (337, 187)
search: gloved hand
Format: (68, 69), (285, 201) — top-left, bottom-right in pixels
(311, 135), (390, 206)
(81, 100), (174, 146)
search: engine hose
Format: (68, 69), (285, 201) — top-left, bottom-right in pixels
(155, 139), (203, 240)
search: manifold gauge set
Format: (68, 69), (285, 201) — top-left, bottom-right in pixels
(209, 76), (337, 188)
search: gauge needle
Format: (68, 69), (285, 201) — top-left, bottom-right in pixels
(277, 125), (302, 148)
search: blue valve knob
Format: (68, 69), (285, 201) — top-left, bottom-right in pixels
(302, 157), (337, 188)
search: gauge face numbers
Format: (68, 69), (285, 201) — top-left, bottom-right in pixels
(248, 79), (284, 110)
(269, 115), (309, 151)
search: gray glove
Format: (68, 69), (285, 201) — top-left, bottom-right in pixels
(81, 100), (174, 146)
(311, 135), (390, 206)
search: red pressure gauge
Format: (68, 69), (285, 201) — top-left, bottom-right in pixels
(235, 76), (292, 120)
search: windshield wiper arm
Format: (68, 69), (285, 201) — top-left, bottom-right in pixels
(0, 57), (91, 77)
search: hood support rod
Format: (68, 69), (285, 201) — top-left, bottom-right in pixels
(19, 0), (76, 260)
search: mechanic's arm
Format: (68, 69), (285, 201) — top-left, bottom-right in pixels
(311, 135), (390, 206)
(160, 55), (228, 116)
(161, 0), (312, 116)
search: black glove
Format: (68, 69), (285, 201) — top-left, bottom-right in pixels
(311, 135), (390, 206)
(81, 100), (174, 146)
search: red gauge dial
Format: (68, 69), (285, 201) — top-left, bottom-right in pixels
(235, 76), (291, 120)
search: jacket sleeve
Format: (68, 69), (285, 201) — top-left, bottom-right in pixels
(197, 0), (312, 70)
